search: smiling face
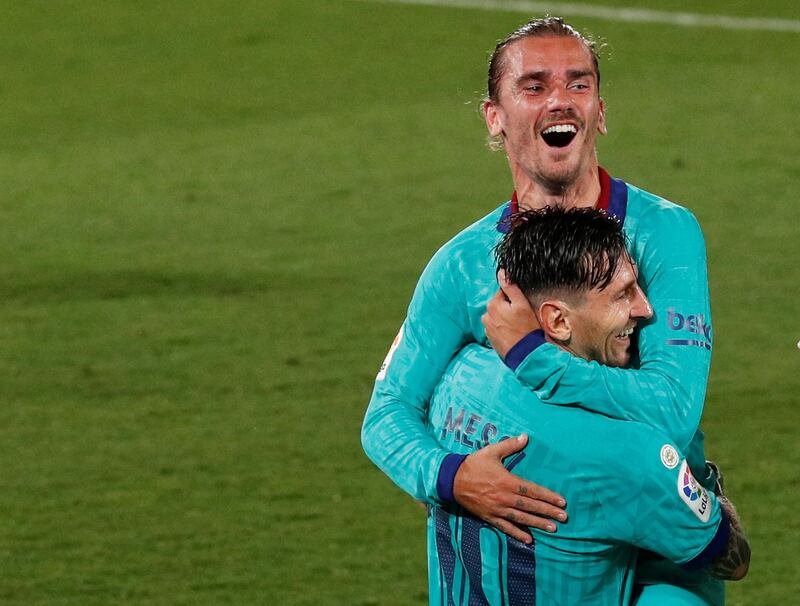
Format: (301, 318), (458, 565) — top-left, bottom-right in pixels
(483, 35), (606, 192)
(565, 256), (652, 368)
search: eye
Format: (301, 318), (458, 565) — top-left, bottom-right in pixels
(570, 82), (590, 91)
(524, 84), (543, 93)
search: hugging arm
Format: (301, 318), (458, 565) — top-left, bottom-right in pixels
(362, 246), (565, 542)
(485, 209), (712, 451)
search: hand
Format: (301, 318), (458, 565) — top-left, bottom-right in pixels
(453, 434), (567, 544)
(482, 269), (540, 359)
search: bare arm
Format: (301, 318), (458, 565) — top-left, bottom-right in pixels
(710, 496), (751, 581)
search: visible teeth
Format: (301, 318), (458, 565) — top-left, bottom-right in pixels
(617, 327), (633, 338)
(543, 124), (577, 135)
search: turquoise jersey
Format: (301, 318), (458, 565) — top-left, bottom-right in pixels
(362, 169), (714, 503)
(426, 345), (728, 606)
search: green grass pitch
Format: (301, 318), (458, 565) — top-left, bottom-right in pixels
(0, 1), (797, 604)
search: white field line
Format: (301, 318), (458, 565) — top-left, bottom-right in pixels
(357, 0), (800, 33)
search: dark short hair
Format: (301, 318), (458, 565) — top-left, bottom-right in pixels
(495, 206), (627, 301)
(487, 17), (601, 102)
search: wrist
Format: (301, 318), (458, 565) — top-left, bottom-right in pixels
(436, 453), (468, 504)
(504, 329), (546, 371)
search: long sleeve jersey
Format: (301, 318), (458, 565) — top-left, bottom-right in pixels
(427, 344), (727, 606)
(362, 168), (713, 503)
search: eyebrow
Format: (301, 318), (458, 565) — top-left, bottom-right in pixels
(516, 70), (550, 86)
(567, 69), (595, 80)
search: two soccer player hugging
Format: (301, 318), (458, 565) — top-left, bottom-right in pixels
(362, 17), (749, 606)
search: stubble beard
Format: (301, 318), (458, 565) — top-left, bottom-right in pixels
(535, 163), (581, 196)
(531, 142), (589, 198)
(511, 143), (580, 198)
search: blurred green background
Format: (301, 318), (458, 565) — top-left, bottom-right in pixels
(0, 0), (797, 603)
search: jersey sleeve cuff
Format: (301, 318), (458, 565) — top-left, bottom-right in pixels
(436, 453), (468, 504)
(504, 329), (546, 372)
(682, 506), (731, 570)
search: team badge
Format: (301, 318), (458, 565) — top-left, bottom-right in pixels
(377, 326), (403, 380)
(660, 444), (679, 469)
(677, 460), (711, 522)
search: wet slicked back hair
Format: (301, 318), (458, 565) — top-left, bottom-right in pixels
(495, 206), (627, 303)
(487, 16), (601, 102)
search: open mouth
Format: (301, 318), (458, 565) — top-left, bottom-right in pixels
(541, 124), (577, 148)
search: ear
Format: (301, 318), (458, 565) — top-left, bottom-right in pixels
(538, 300), (573, 343)
(597, 97), (607, 135)
(483, 99), (504, 138)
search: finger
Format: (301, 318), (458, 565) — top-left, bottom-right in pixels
(507, 496), (568, 522)
(488, 517), (534, 544)
(513, 478), (567, 508)
(501, 280), (529, 306)
(486, 433), (528, 457)
(497, 269), (520, 296)
(494, 270), (512, 302)
(502, 508), (558, 533)
(488, 288), (509, 307)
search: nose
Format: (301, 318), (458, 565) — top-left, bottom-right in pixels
(631, 284), (653, 321)
(547, 82), (573, 112)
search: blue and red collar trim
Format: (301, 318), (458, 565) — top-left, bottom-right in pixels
(596, 166), (629, 221)
(497, 167), (628, 233)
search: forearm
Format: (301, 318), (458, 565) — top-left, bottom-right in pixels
(512, 339), (707, 448)
(361, 387), (451, 502)
(709, 497), (751, 580)
(360, 240), (476, 502)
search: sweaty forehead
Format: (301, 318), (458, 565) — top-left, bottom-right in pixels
(502, 35), (596, 80)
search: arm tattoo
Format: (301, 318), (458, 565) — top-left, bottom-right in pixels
(710, 497), (751, 580)
(518, 485), (528, 496)
(710, 527), (751, 580)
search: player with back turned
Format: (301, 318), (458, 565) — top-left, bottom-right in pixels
(362, 17), (724, 603)
(426, 206), (749, 605)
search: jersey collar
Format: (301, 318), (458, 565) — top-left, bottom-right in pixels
(497, 167), (628, 233)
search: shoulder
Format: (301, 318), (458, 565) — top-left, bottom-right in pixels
(426, 202), (508, 268)
(618, 181), (706, 266)
(415, 201), (508, 303)
(626, 183), (699, 229)
(409, 201), (509, 322)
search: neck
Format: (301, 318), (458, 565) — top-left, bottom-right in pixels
(512, 162), (601, 210)
(547, 335), (589, 364)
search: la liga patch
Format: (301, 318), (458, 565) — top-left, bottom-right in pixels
(677, 460), (711, 522)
